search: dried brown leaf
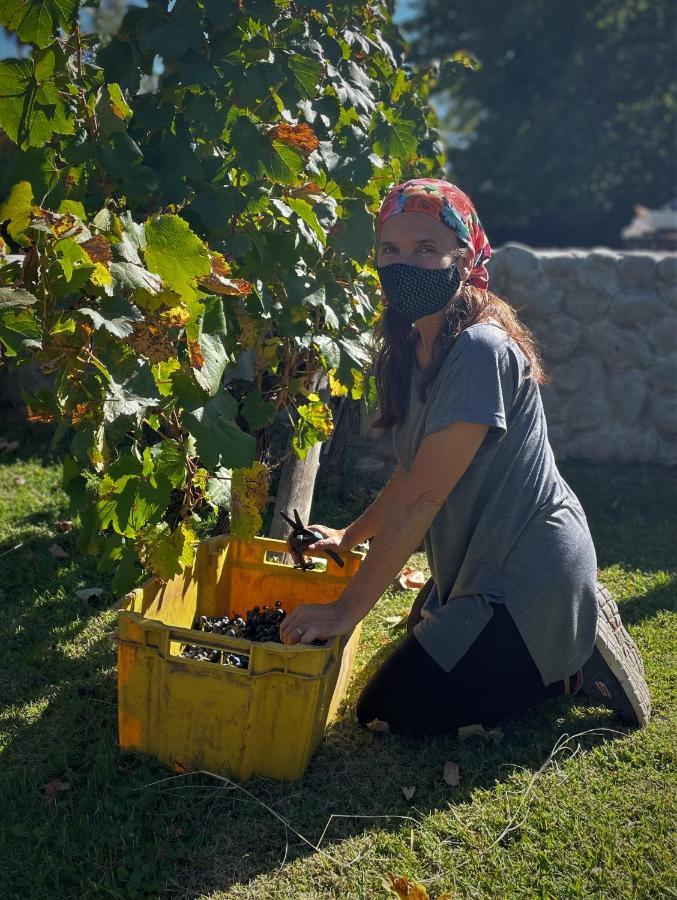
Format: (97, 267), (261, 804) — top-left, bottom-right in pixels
(187, 339), (205, 369)
(398, 565), (426, 591)
(42, 777), (71, 805)
(48, 543), (69, 560)
(267, 122), (319, 156)
(365, 718), (390, 734)
(56, 519), (73, 532)
(81, 234), (112, 267)
(402, 785), (416, 801)
(13, 475), (26, 485)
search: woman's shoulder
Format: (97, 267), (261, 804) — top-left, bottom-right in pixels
(460, 319), (511, 352)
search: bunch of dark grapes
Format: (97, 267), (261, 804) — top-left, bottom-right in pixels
(180, 602), (288, 668)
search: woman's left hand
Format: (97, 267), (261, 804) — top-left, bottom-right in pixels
(280, 599), (356, 645)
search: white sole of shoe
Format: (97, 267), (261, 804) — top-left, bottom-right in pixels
(595, 583), (652, 727)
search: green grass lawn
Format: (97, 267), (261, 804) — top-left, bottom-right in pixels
(0, 420), (675, 899)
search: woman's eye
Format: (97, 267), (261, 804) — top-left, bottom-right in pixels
(417, 246), (436, 254)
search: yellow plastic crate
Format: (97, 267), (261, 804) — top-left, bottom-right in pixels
(117, 534), (365, 781)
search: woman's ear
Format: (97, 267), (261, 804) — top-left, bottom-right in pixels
(457, 247), (474, 282)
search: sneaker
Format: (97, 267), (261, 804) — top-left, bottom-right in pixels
(579, 583), (651, 727)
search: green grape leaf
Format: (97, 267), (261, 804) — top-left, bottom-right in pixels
(143, 214), (211, 301)
(0, 181), (34, 247)
(0, 49), (74, 147)
(0, 291), (41, 355)
(205, 466), (231, 507)
(187, 295), (230, 396)
(288, 53), (323, 98)
(110, 545), (143, 596)
(103, 367), (160, 425)
(184, 391), (256, 470)
(78, 298), (144, 339)
(373, 117), (418, 159)
(241, 389), (276, 431)
(151, 440), (186, 489)
(0, 287), (39, 308)
(328, 199), (375, 264)
(0, 0), (78, 48)
(287, 197), (326, 245)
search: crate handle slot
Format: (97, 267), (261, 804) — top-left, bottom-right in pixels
(172, 637), (251, 674)
(262, 549), (328, 572)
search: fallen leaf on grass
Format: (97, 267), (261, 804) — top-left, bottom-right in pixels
(383, 610), (411, 628)
(365, 718), (390, 733)
(402, 785), (416, 801)
(457, 724), (504, 743)
(56, 519), (73, 532)
(49, 543), (69, 560)
(42, 777), (71, 805)
(13, 475), (26, 485)
(398, 566), (427, 591)
(0, 437), (20, 452)
(383, 874), (429, 899)
(75, 587), (104, 601)
(443, 761), (460, 787)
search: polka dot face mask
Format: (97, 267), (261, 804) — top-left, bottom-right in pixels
(376, 261), (461, 326)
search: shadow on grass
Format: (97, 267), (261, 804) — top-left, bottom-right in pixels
(0, 547), (638, 900)
(0, 405), (61, 468)
(0, 456), (674, 897)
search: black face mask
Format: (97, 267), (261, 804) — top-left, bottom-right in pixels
(376, 262), (461, 326)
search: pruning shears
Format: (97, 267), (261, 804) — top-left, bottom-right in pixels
(281, 508), (345, 571)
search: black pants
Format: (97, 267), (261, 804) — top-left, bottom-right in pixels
(356, 578), (568, 736)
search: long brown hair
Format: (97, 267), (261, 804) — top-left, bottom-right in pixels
(372, 283), (551, 429)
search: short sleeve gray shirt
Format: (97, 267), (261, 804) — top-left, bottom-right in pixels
(391, 321), (598, 685)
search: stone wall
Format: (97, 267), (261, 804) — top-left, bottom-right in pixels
(358, 245), (677, 470)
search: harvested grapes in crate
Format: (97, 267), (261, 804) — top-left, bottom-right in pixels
(179, 602), (327, 667)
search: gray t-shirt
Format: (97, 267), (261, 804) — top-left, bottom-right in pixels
(391, 321), (598, 685)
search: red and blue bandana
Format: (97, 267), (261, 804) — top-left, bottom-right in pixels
(377, 178), (492, 290)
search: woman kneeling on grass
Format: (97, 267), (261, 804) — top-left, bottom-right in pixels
(280, 178), (651, 735)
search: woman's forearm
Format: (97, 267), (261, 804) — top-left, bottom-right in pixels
(344, 465), (406, 547)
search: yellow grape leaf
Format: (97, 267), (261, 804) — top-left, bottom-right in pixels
(160, 305), (191, 327)
(236, 308), (266, 348)
(89, 261), (112, 287)
(291, 399), (333, 460)
(151, 357), (181, 396)
(255, 336), (283, 373)
(328, 368), (348, 397)
(138, 521), (197, 583)
(230, 461), (270, 540)
(382, 874), (429, 899)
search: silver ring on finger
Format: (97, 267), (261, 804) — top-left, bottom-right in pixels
(295, 627), (304, 636)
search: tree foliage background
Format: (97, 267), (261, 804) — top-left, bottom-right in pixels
(0, 0), (445, 593)
(405, 0), (676, 248)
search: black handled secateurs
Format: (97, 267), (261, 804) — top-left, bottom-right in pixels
(281, 508), (345, 571)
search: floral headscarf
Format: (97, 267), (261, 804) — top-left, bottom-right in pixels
(377, 178), (492, 290)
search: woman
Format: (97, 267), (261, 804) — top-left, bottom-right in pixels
(280, 178), (650, 735)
